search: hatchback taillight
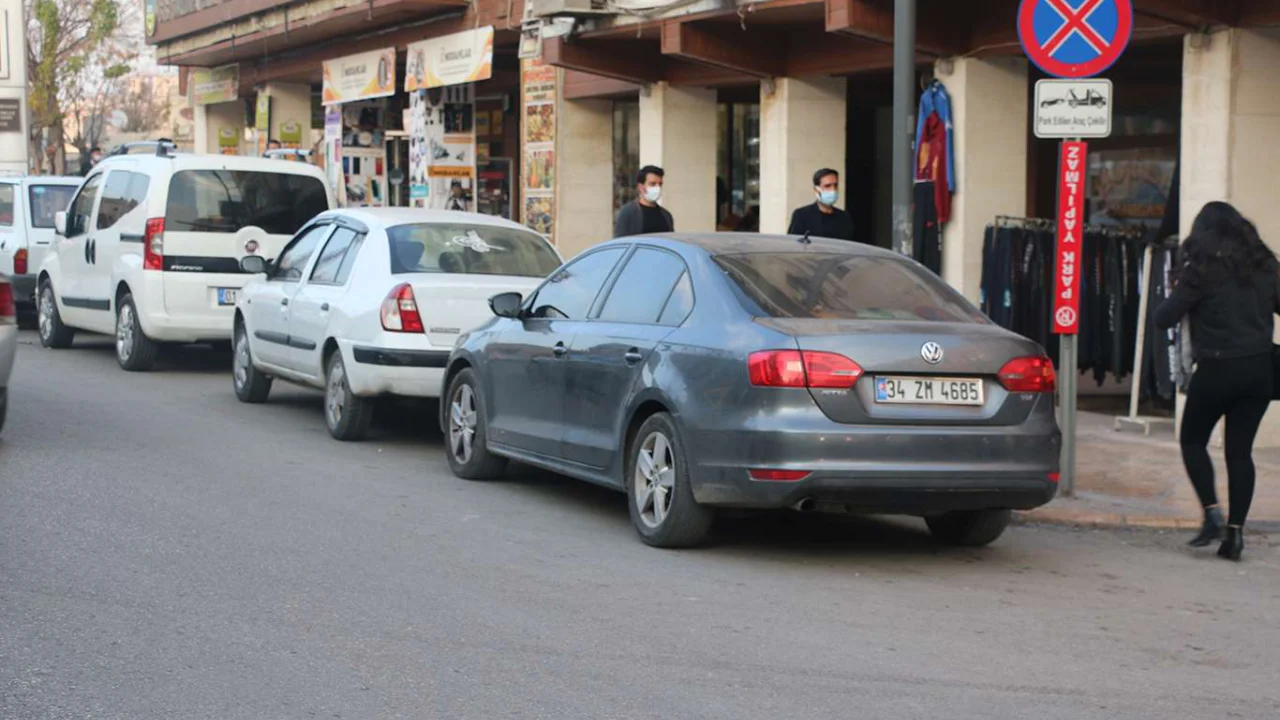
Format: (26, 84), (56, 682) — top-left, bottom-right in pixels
(749, 350), (863, 389)
(143, 218), (165, 271)
(13, 248), (27, 275)
(997, 356), (1056, 393)
(0, 281), (14, 323)
(381, 283), (424, 333)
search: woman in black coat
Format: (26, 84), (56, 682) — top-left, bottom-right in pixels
(1155, 201), (1279, 561)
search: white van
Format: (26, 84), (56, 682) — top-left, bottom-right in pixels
(0, 176), (83, 323)
(37, 145), (336, 370)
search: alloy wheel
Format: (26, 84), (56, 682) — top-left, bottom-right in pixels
(233, 332), (250, 389)
(449, 383), (477, 465)
(38, 288), (54, 341)
(634, 431), (676, 529)
(326, 361), (346, 428)
(116, 303), (134, 363)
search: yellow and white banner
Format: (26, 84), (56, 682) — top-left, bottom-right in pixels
(191, 65), (240, 106)
(323, 48), (396, 105)
(404, 27), (494, 92)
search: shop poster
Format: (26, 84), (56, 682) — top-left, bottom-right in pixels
(405, 27), (495, 92)
(1088, 147), (1176, 228)
(521, 59), (557, 241)
(322, 48), (396, 105)
(324, 107), (345, 205)
(409, 85), (476, 211)
(191, 65), (239, 106)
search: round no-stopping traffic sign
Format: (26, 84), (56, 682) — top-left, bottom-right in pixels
(1018, 0), (1133, 78)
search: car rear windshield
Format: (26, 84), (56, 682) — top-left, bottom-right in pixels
(29, 185), (78, 228)
(715, 252), (987, 323)
(387, 223), (562, 278)
(165, 170), (328, 235)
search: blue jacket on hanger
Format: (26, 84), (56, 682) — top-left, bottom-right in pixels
(916, 81), (955, 193)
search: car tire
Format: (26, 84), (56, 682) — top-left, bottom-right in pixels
(926, 509), (1012, 547)
(625, 413), (713, 549)
(232, 322), (272, 404)
(324, 351), (373, 441)
(37, 280), (75, 349)
(115, 293), (159, 372)
(444, 368), (507, 480)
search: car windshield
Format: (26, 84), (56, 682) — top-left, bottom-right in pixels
(165, 170), (328, 235)
(28, 185), (79, 228)
(387, 223), (562, 278)
(715, 251), (987, 323)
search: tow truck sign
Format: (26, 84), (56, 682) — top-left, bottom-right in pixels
(1035, 79), (1113, 138)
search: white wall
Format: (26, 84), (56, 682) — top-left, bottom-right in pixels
(0, 0), (29, 172)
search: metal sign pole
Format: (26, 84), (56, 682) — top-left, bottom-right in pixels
(1060, 328), (1078, 496)
(1053, 137), (1087, 497)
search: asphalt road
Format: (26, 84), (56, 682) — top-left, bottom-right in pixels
(2, 330), (1279, 719)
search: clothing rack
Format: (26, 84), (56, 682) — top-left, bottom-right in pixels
(1114, 235), (1180, 436)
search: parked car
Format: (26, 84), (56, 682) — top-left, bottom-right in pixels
(36, 142), (335, 371)
(232, 208), (563, 441)
(0, 175), (82, 325)
(0, 273), (17, 434)
(441, 233), (1061, 548)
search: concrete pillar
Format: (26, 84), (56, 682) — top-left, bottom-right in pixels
(758, 76), (847, 235)
(1179, 28), (1280, 447)
(203, 101), (245, 155)
(639, 82), (717, 232)
(556, 95), (613, 258)
(939, 57), (1029, 304)
(193, 103), (209, 155)
(263, 82), (314, 148)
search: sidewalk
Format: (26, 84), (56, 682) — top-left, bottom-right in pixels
(1016, 411), (1280, 532)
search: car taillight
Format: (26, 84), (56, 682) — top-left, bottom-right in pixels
(381, 283), (424, 333)
(13, 248), (27, 275)
(997, 356), (1056, 393)
(143, 218), (165, 271)
(0, 282), (14, 323)
(749, 469), (812, 482)
(749, 350), (863, 389)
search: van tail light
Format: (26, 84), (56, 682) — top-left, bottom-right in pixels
(13, 248), (27, 275)
(749, 350), (863, 389)
(381, 283), (424, 333)
(0, 281), (15, 324)
(143, 218), (165, 271)
(997, 356), (1056, 393)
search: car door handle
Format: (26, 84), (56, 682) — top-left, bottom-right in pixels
(624, 350), (644, 364)
(320, 303), (330, 312)
(553, 343), (568, 357)
(281, 298), (289, 306)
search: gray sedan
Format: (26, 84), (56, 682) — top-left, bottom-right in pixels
(441, 234), (1061, 548)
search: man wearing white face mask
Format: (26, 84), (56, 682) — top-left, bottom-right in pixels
(614, 165), (674, 238)
(788, 168), (856, 241)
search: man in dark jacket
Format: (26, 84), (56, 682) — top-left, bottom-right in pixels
(788, 168), (855, 241)
(614, 165), (673, 238)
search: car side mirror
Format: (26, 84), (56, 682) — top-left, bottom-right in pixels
(489, 292), (523, 319)
(54, 211), (67, 237)
(240, 255), (269, 275)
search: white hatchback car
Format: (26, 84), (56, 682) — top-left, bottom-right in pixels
(37, 144), (334, 370)
(232, 208), (563, 440)
(0, 176), (82, 324)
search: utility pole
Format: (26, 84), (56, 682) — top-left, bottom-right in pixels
(891, 0), (917, 258)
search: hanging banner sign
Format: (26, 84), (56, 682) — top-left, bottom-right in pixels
(254, 94), (270, 131)
(323, 48), (396, 105)
(405, 27), (495, 91)
(191, 65), (240, 105)
(1053, 141), (1088, 335)
(1018, 0), (1133, 79)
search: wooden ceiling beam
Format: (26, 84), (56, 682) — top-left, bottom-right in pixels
(660, 21), (784, 78)
(543, 37), (664, 85)
(1134, 0), (1239, 27)
(824, 0), (965, 57)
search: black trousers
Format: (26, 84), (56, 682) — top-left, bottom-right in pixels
(913, 181), (942, 275)
(1180, 354), (1273, 526)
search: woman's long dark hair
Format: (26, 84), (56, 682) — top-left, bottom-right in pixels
(1183, 201), (1278, 281)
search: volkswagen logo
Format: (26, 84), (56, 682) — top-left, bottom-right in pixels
(920, 342), (944, 365)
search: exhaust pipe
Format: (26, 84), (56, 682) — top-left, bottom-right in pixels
(792, 498), (816, 512)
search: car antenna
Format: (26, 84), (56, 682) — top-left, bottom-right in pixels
(799, 230), (812, 245)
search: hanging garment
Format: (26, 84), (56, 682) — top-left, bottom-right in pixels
(913, 181), (942, 274)
(916, 113), (952, 223)
(915, 82), (955, 193)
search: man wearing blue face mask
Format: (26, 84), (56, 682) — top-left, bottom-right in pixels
(788, 168), (856, 241)
(614, 165), (674, 238)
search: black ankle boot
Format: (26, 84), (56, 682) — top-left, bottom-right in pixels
(1189, 507), (1226, 547)
(1218, 527), (1244, 561)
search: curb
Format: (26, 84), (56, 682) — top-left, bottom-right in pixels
(1014, 509), (1280, 534)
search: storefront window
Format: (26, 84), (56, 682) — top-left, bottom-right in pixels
(612, 101), (640, 212)
(718, 103), (760, 231)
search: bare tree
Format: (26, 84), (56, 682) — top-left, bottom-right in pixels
(117, 78), (172, 135)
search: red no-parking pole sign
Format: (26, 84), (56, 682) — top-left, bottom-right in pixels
(1018, 0), (1134, 79)
(1052, 141), (1087, 335)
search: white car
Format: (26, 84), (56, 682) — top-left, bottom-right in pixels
(36, 143), (335, 371)
(0, 176), (82, 324)
(1, 273), (16, 434)
(232, 208), (563, 441)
